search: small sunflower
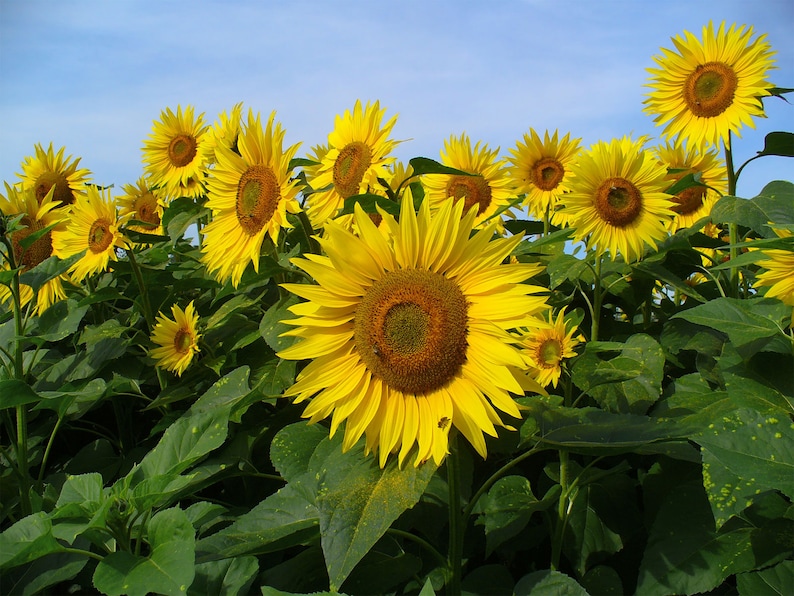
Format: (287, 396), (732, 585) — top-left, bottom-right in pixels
(278, 195), (550, 468)
(644, 21), (776, 149)
(561, 138), (675, 262)
(51, 186), (128, 282)
(423, 133), (516, 230)
(17, 142), (91, 207)
(303, 100), (399, 228)
(142, 105), (209, 199)
(150, 301), (201, 377)
(0, 183), (68, 313)
(518, 309), (583, 389)
(203, 102), (244, 165)
(118, 177), (166, 239)
(201, 110), (302, 287)
(507, 129), (581, 221)
(652, 138), (727, 231)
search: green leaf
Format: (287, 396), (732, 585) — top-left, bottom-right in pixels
(339, 193), (400, 218)
(757, 131), (794, 158)
(270, 422), (329, 483)
(571, 334), (664, 414)
(205, 294), (257, 329)
(699, 408), (794, 527)
(3, 546), (89, 596)
(195, 480), (319, 561)
(737, 560), (794, 595)
(56, 473), (104, 507)
(92, 507), (196, 596)
(260, 295), (300, 352)
(475, 476), (558, 556)
(519, 399), (695, 456)
(664, 171), (706, 196)
(408, 156), (474, 177)
(18, 252), (82, 292)
(190, 556), (259, 596)
(34, 299), (89, 342)
(546, 254), (593, 289)
(503, 219), (547, 237)
(314, 438), (437, 591)
(0, 379), (40, 409)
(673, 297), (790, 359)
(711, 182), (794, 235)
(0, 513), (62, 571)
(514, 570), (589, 596)
(637, 476), (793, 595)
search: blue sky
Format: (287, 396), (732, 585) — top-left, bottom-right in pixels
(1, 0), (792, 201)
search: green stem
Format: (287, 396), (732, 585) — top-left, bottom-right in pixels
(126, 249), (155, 329)
(58, 547), (104, 562)
(724, 134), (741, 298)
(387, 528), (447, 568)
(446, 434), (463, 596)
(591, 255), (603, 342)
(37, 415), (64, 484)
(551, 374), (575, 571)
(297, 209), (320, 255)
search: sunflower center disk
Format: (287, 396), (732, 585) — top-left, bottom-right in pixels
(684, 61), (738, 118)
(35, 171), (74, 206)
(355, 269), (469, 395)
(672, 185), (706, 215)
(12, 218), (52, 271)
(168, 134), (198, 167)
(136, 194), (161, 226)
(236, 165), (280, 235)
(594, 177), (643, 227)
(333, 141), (372, 199)
(538, 339), (562, 368)
(446, 175), (492, 215)
(532, 158), (565, 191)
(174, 329), (193, 354)
(88, 219), (113, 254)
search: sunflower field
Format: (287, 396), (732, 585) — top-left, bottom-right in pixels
(1, 20), (793, 596)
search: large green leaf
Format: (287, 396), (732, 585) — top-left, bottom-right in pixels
(637, 476), (792, 595)
(194, 479), (319, 561)
(514, 570), (589, 595)
(0, 379), (40, 409)
(572, 334), (664, 414)
(698, 407), (794, 527)
(270, 422), (329, 483)
(0, 513), (61, 571)
(673, 297), (790, 359)
(190, 555), (259, 596)
(92, 507), (196, 596)
(519, 398), (695, 456)
(34, 299), (89, 342)
(710, 182), (794, 236)
(736, 560), (794, 595)
(312, 437), (437, 591)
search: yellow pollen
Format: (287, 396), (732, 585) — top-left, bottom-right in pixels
(594, 177), (643, 227)
(88, 219), (113, 254)
(355, 269), (469, 395)
(531, 157), (565, 191)
(446, 175), (492, 215)
(235, 165), (280, 235)
(168, 134), (198, 168)
(333, 141), (373, 199)
(683, 62), (738, 118)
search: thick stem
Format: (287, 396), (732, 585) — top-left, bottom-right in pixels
(446, 435), (463, 596)
(724, 135), (740, 298)
(591, 255), (603, 342)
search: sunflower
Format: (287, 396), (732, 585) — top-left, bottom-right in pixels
(518, 309), (583, 389)
(422, 133), (517, 231)
(51, 186), (128, 282)
(507, 129), (581, 221)
(754, 233), (794, 308)
(203, 102), (244, 165)
(644, 21), (776, 149)
(118, 177), (166, 239)
(652, 138), (727, 231)
(0, 183), (67, 313)
(150, 301), (201, 377)
(142, 105), (209, 199)
(17, 142), (91, 207)
(303, 100), (399, 229)
(201, 110), (302, 287)
(560, 137), (675, 262)
(278, 196), (550, 468)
